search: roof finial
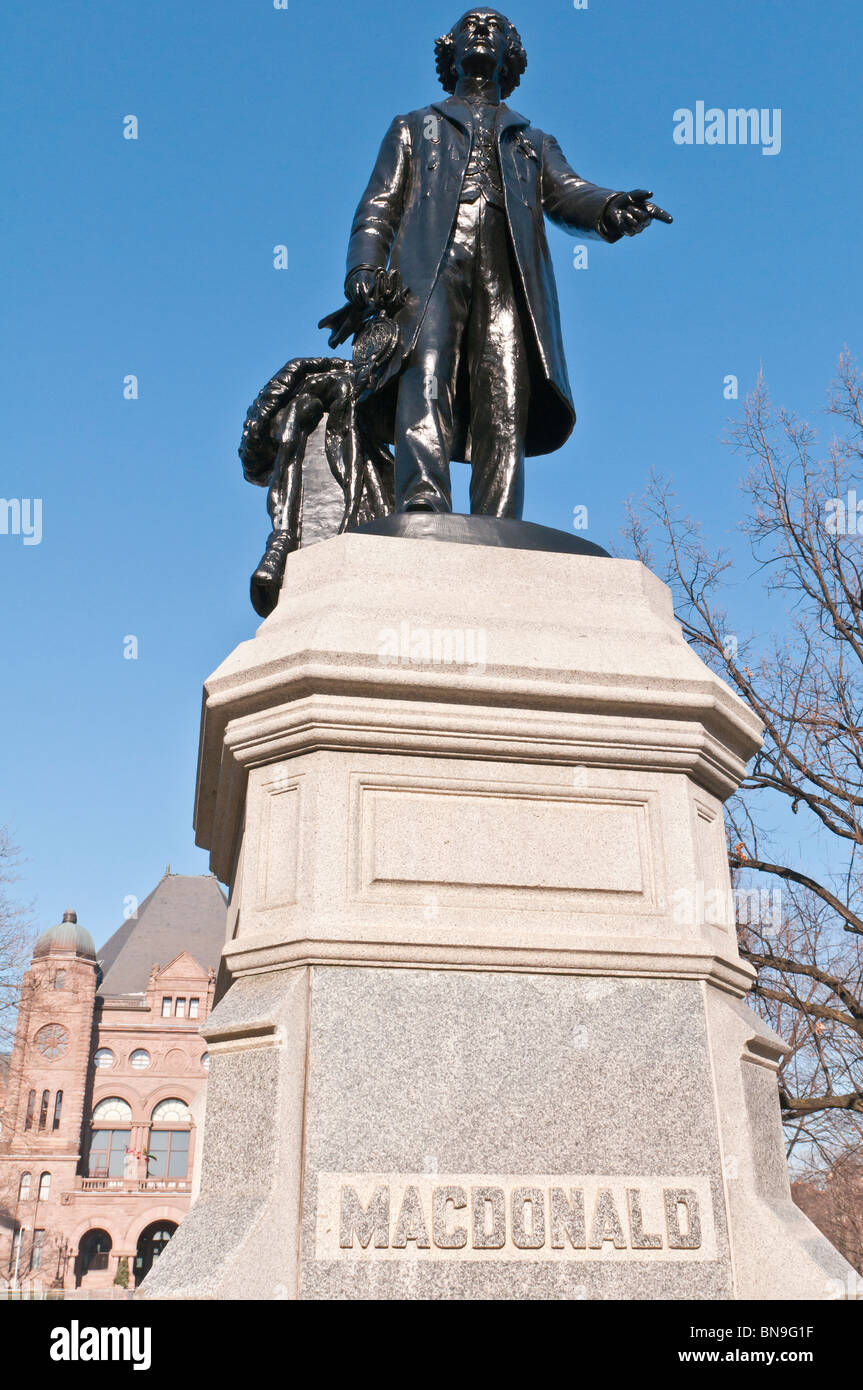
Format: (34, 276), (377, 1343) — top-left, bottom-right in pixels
(62, 910), (77, 924)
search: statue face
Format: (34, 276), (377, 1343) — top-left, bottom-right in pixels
(452, 9), (509, 83)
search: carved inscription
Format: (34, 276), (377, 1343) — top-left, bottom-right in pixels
(315, 1175), (714, 1261)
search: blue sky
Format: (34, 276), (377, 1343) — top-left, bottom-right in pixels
(2, 0), (860, 946)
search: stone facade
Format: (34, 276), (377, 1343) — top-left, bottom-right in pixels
(0, 873), (226, 1291)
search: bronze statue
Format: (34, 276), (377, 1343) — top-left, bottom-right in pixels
(339, 8), (671, 517)
(240, 8), (671, 614)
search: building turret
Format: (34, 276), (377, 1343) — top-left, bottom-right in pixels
(33, 910), (97, 961)
(2, 910), (99, 1158)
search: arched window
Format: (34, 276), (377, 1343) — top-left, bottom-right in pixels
(150, 1097), (191, 1123)
(201, 1051), (210, 1072)
(134, 1221), (178, 1283)
(89, 1097), (133, 1179)
(54, 970), (66, 989)
(52, 1091), (63, 1131)
(24, 1090), (35, 1130)
(78, 1228), (112, 1277)
(147, 1097), (192, 1179)
(92, 1097), (132, 1122)
(38, 1090), (50, 1131)
(38, 1171), (51, 1200)
(18, 1172), (31, 1201)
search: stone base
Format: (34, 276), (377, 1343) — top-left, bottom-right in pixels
(142, 965), (851, 1300)
(140, 532), (854, 1299)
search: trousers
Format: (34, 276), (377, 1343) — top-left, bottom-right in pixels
(394, 196), (529, 518)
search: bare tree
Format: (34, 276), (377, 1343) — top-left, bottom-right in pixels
(792, 1151), (863, 1275)
(0, 827), (34, 1054)
(0, 830), (35, 1279)
(622, 351), (863, 1167)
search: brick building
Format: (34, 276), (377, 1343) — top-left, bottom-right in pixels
(0, 871), (226, 1291)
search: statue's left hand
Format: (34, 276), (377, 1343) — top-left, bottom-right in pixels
(605, 188), (673, 237)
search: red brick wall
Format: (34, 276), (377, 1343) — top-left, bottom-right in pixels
(0, 947), (213, 1290)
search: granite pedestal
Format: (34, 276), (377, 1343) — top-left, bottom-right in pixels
(140, 529), (853, 1300)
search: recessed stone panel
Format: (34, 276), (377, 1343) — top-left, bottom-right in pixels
(255, 780), (302, 910)
(354, 777), (657, 911)
(693, 799), (733, 930)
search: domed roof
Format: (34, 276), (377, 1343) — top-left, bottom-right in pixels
(33, 910), (97, 960)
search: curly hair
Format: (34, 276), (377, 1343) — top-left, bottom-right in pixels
(434, 11), (527, 100)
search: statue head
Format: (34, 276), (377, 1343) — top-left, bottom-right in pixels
(435, 9), (527, 99)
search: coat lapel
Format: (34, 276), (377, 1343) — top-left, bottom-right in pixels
(431, 96), (472, 134)
(431, 96), (531, 138)
(497, 104), (531, 135)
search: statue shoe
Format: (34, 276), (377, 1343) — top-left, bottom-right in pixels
(250, 530), (297, 618)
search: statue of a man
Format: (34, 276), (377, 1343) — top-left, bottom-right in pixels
(344, 8), (671, 518)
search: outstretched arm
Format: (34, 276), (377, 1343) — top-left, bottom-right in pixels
(541, 134), (672, 242)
